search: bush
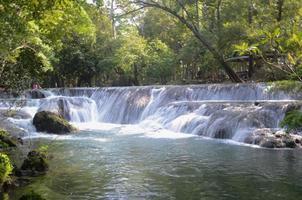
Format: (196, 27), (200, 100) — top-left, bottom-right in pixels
(280, 110), (302, 132)
(0, 153), (13, 186)
(269, 80), (302, 94)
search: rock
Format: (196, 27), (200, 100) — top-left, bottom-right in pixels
(259, 138), (276, 148)
(26, 90), (46, 99)
(19, 190), (46, 200)
(259, 137), (285, 148)
(1, 110), (31, 120)
(283, 137), (296, 148)
(244, 128), (302, 148)
(0, 129), (17, 148)
(21, 151), (48, 175)
(0, 153), (13, 186)
(274, 130), (285, 138)
(33, 111), (77, 134)
(213, 129), (228, 139)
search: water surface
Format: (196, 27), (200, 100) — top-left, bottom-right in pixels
(12, 126), (302, 200)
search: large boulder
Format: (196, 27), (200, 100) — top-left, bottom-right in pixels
(33, 111), (76, 134)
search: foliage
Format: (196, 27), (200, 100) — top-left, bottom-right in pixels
(0, 0), (96, 91)
(280, 110), (302, 132)
(145, 39), (176, 84)
(269, 80), (302, 93)
(1, 0), (302, 87)
(0, 153), (13, 186)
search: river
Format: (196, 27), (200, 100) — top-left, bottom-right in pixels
(3, 83), (302, 199)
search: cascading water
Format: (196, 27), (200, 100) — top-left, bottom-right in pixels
(3, 83), (302, 144)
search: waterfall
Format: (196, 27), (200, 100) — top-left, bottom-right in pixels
(2, 83), (302, 143)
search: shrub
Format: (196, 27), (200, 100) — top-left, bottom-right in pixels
(280, 110), (302, 132)
(269, 80), (302, 94)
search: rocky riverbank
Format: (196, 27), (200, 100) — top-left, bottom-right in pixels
(0, 108), (76, 200)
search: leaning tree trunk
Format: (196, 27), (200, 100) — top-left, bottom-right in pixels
(134, 1), (243, 83)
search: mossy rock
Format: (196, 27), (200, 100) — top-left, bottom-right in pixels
(33, 111), (77, 134)
(21, 151), (48, 174)
(0, 129), (17, 148)
(0, 153), (13, 187)
(19, 190), (46, 200)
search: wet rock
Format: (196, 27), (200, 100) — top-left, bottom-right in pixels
(1, 110), (31, 120)
(25, 90), (46, 99)
(213, 129), (229, 139)
(245, 128), (302, 148)
(19, 190), (46, 200)
(33, 111), (77, 134)
(259, 137), (283, 148)
(0, 153), (13, 187)
(0, 129), (17, 148)
(284, 137), (296, 148)
(274, 130), (286, 138)
(20, 151), (48, 176)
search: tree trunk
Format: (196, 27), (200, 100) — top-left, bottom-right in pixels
(134, 1), (243, 83)
(248, 0), (253, 24)
(133, 64), (140, 86)
(248, 56), (254, 78)
(110, 0), (116, 38)
(276, 0), (284, 22)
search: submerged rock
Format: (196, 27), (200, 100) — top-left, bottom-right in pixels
(19, 190), (46, 200)
(20, 151), (49, 176)
(33, 111), (77, 134)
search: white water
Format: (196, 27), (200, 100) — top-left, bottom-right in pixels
(3, 84), (302, 143)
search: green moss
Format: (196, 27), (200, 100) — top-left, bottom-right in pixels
(33, 111), (77, 134)
(21, 150), (49, 173)
(269, 80), (302, 94)
(4, 110), (17, 118)
(0, 193), (9, 200)
(19, 190), (46, 200)
(280, 110), (302, 132)
(0, 153), (13, 186)
(0, 129), (17, 148)
(0, 130), (9, 138)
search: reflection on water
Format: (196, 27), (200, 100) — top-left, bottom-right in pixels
(12, 129), (302, 200)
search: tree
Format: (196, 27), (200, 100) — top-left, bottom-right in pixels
(127, 0), (243, 82)
(145, 39), (175, 84)
(0, 0), (96, 90)
(114, 27), (148, 85)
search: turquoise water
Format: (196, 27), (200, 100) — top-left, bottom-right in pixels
(12, 128), (302, 200)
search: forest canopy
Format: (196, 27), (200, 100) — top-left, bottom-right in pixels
(0, 0), (302, 89)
